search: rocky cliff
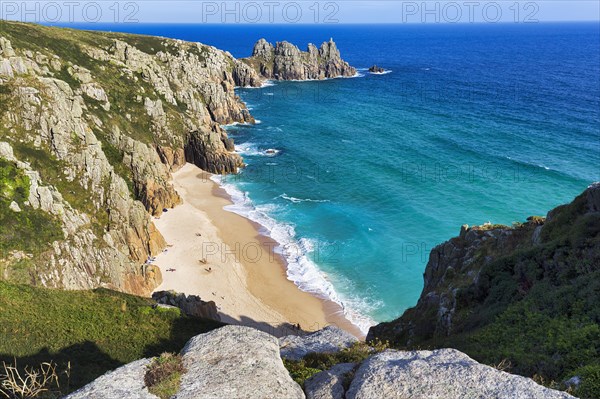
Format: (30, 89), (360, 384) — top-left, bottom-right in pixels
(0, 23), (357, 296)
(0, 22), (261, 295)
(66, 325), (573, 399)
(241, 38), (356, 81)
(368, 183), (600, 396)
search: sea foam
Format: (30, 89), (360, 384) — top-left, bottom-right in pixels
(211, 175), (376, 334)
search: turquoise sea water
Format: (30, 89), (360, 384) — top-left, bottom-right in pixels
(70, 23), (600, 332)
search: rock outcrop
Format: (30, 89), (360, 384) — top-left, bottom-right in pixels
(69, 326), (573, 399)
(368, 65), (385, 73)
(279, 326), (358, 361)
(368, 183), (600, 345)
(152, 290), (220, 321)
(346, 349), (573, 399)
(65, 359), (157, 399)
(241, 38), (356, 81)
(304, 362), (356, 399)
(175, 326), (305, 399)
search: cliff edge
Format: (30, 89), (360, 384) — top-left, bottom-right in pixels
(368, 183), (600, 397)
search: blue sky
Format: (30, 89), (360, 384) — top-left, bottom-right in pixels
(1, 1), (599, 24)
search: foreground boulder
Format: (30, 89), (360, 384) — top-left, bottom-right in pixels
(67, 326), (574, 398)
(279, 326), (358, 361)
(175, 325), (305, 399)
(305, 362), (356, 399)
(345, 349), (574, 399)
(66, 359), (157, 399)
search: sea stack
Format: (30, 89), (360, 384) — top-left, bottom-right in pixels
(241, 38), (356, 80)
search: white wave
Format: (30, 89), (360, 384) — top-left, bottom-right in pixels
(221, 121), (254, 128)
(369, 70), (392, 75)
(210, 176), (375, 334)
(348, 72), (365, 78)
(264, 92), (275, 96)
(282, 72), (365, 83)
(235, 143), (280, 157)
(234, 143), (262, 156)
(278, 193), (330, 204)
(236, 79), (275, 89)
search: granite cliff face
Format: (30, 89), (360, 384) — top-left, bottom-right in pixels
(242, 38), (356, 81)
(0, 22), (257, 294)
(66, 325), (573, 399)
(368, 183), (600, 396)
(0, 22), (358, 296)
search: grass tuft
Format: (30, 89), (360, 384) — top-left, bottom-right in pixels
(283, 340), (388, 387)
(145, 353), (186, 399)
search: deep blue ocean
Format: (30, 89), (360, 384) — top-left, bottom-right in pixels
(66, 23), (600, 332)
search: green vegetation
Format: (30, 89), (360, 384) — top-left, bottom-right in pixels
(9, 142), (109, 237)
(0, 281), (222, 393)
(0, 21), (185, 147)
(373, 189), (600, 397)
(0, 159), (62, 263)
(570, 365), (600, 399)
(92, 129), (135, 196)
(0, 84), (14, 115)
(283, 340), (388, 387)
(144, 353), (186, 399)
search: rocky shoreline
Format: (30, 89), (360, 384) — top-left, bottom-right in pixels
(0, 22), (355, 297)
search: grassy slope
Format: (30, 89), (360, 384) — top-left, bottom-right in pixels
(0, 281), (222, 393)
(0, 159), (63, 283)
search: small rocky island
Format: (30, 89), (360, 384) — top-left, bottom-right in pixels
(368, 64), (386, 73)
(240, 38), (357, 81)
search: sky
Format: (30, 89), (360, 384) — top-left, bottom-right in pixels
(0, 1), (599, 24)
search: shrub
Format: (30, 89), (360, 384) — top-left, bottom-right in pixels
(283, 340), (388, 387)
(571, 364), (600, 399)
(144, 353), (186, 399)
(0, 360), (70, 399)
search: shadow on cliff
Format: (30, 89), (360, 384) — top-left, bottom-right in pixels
(0, 315), (301, 394)
(236, 315), (307, 338)
(0, 341), (120, 394)
(141, 316), (224, 357)
(0, 317), (224, 394)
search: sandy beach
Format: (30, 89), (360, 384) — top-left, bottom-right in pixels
(153, 163), (363, 338)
